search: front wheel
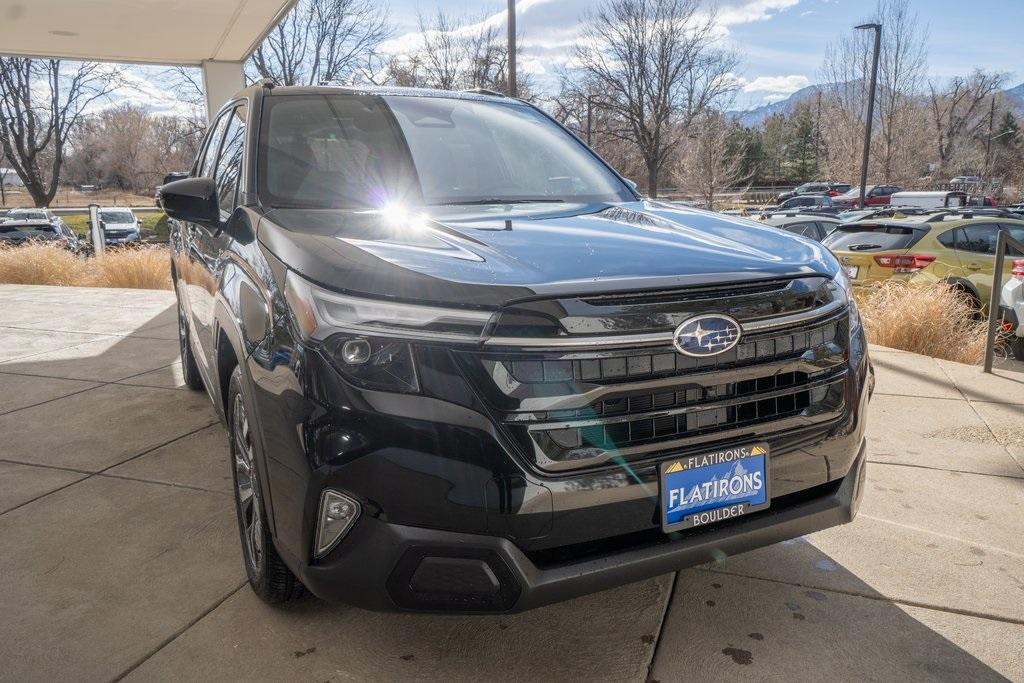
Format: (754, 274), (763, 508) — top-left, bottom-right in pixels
(227, 366), (304, 604)
(1009, 335), (1024, 361)
(176, 288), (204, 391)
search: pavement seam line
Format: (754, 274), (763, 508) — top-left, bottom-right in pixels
(111, 581), (249, 682)
(866, 458), (1024, 481)
(934, 362), (1024, 476)
(96, 472), (231, 497)
(872, 390), (1024, 406)
(0, 421), (220, 518)
(697, 566), (1024, 627)
(644, 571), (679, 682)
(0, 381), (103, 417)
(0, 365), (191, 415)
(858, 513), (1024, 559)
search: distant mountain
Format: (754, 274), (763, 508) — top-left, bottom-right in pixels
(728, 84), (825, 127)
(729, 81), (1024, 127)
(1004, 82), (1024, 112)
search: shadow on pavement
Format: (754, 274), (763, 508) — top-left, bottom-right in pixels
(650, 538), (1015, 681)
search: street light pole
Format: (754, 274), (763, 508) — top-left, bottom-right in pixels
(507, 0), (517, 98)
(586, 95), (593, 146)
(856, 23), (881, 209)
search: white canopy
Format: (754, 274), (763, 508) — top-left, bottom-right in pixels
(0, 0), (298, 118)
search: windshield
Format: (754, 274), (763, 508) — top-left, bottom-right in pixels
(100, 211), (134, 223)
(0, 224), (55, 236)
(822, 224), (928, 251)
(11, 210), (46, 220)
(258, 94), (633, 209)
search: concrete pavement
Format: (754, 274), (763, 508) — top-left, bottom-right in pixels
(0, 284), (1021, 682)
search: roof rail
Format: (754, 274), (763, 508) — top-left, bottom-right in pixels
(924, 207), (1019, 222)
(462, 88), (506, 97)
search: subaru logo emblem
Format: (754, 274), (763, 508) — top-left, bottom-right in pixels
(673, 314), (741, 357)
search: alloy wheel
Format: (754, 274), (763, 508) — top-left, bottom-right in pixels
(232, 394), (264, 574)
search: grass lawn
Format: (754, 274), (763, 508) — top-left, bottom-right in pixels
(65, 212), (170, 243)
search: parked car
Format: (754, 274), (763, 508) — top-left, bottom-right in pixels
(888, 191), (967, 209)
(97, 207), (141, 245)
(827, 183), (852, 196)
(998, 258), (1024, 359)
(3, 207), (70, 233)
(967, 195), (997, 207)
(162, 84), (870, 613)
(823, 208), (1024, 310)
(0, 219), (80, 251)
(775, 182), (831, 203)
(759, 213), (841, 242)
(778, 194), (837, 213)
(832, 185), (902, 208)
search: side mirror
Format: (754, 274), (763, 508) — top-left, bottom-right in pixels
(163, 171), (189, 185)
(160, 177), (219, 228)
(625, 178), (639, 194)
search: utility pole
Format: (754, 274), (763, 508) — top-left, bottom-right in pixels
(814, 90), (822, 178)
(984, 96), (995, 181)
(855, 23), (881, 209)
(507, 0), (517, 98)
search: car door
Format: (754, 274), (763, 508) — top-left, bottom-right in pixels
(954, 223), (1003, 305)
(188, 102), (248, 375)
(180, 108), (231, 378)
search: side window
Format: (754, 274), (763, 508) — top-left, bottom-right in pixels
(784, 222), (818, 238)
(199, 111), (232, 179)
(936, 229), (957, 249)
(214, 105), (248, 215)
(1001, 224), (1024, 257)
(958, 224), (999, 255)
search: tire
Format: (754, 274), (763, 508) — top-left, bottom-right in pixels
(227, 366), (304, 604)
(175, 287), (205, 391)
(1010, 336), (1024, 362)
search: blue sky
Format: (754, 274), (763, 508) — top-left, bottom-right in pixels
(122, 0), (1021, 114)
(380, 0), (1022, 109)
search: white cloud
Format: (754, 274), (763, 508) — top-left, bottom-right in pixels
(741, 74), (810, 94)
(716, 0), (801, 26)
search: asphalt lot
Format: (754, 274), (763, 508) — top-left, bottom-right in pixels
(0, 284), (1022, 682)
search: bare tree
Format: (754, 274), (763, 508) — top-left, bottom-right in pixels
(570, 0), (739, 196)
(249, 0), (391, 86)
(676, 111), (750, 209)
(820, 0), (928, 183)
(929, 70), (1006, 176)
(0, 58), (120, 206)
(65, 105), (204, 193)
(382, 11), (531, 96)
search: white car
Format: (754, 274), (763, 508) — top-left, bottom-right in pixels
(98, 207), (141, 244)
(1000, 259), (1024, 359)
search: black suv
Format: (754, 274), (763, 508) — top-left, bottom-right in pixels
(162, 84), (871, 614)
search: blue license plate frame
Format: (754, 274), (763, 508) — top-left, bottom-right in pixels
(660, 442), (770, 533)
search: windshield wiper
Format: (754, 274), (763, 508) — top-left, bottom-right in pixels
(432, 198), (565, 206)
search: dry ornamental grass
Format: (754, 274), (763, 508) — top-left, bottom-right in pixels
(853, 281), (991, 364)
(0, 243), (171, 290)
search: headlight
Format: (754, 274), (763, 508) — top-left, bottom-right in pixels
(284, 271), (494, 393)
(831, 267), (861, 333)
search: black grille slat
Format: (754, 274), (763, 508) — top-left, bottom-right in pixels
(504, 319), (841, 385)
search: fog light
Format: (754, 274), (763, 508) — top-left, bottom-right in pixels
(341, 338), (371, 364)
(314, 490), (360, 558)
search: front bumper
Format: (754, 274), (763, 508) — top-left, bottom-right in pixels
(290, 439), (867, 613)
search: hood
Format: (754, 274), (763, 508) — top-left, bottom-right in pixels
(258, 200), (839, 308)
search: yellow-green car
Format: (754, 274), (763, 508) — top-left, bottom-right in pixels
(822, 209), (1024, 309)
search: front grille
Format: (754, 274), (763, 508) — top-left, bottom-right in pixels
(457, 295), (850, 473)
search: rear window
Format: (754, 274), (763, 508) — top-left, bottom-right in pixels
(0, 224), (56, 235)
(822, 224), (929, 251)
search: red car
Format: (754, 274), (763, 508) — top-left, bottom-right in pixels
(832, 184), (902, 208)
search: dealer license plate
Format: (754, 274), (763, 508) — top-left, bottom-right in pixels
(660, 443), (770, 532)
(844, 265), (859, 279)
